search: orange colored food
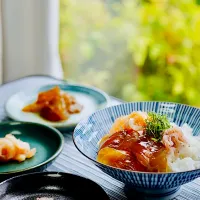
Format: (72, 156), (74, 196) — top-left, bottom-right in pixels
(97, 129), (167, 172)
(22, 86), (83, 122)
(97, 111), (189, 172)
(0, 134), (36, 162)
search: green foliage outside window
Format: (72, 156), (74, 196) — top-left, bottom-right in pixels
(59, 0), (200, 106)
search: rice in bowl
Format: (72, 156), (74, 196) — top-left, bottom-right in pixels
(168, 123), (200, 172)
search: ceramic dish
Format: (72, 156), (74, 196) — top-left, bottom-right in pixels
(0, 171), (110, 200)
(73, 101), (200, 200)
(5, 83), (109, 131)
(0, 122), (64, 181)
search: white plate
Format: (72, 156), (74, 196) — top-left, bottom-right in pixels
(5, 84), (110, 130)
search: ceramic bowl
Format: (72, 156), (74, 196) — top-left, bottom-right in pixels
(73, 102), (200, 200)
(0, 121), (64, 182)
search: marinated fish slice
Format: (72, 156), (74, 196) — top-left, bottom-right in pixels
(131, 135), (168, 172)
(148, 150), (168, 172)
(36, 86), (60, 104)
(6, 134), (30, 154)
(128, 111), (148, 131)
(6, 134), (36, 162)
(97, 147), (128, 165)
(99, 116), (129, 148)
(22, 102), (44, 113)
(100, 111), (147, 148)
(40, 96), (69, 121)
(22, 87), (61, 113)
(0, 138), (16, 161)
(100, 129), (139, 150)
(0, 134), (36, 162)
(97, 147), (147, 171)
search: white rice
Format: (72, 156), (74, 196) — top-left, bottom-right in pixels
(168, 123), (200, 172)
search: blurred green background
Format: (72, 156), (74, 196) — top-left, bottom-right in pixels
(59, 0), (200, 106)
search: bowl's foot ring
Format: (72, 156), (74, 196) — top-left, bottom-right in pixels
(124, 185), (181, 200)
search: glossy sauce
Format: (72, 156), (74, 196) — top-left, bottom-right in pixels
(22, 86), (83, 122)
(97, 129), (167, 172)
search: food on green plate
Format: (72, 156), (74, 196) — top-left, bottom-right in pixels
(97, 111), (200, 172)
(0, 134), (36, 162)
(22, 86), (83, 122)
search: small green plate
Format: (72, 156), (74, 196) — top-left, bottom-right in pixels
(0, 121), (64, 180)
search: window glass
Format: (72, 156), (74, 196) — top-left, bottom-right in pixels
(59, 0), (200, 106)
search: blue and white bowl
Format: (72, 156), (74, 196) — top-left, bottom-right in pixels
(73, 102), (200, 199)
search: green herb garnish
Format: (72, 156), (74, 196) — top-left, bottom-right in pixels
(145, 112), (171, 142)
